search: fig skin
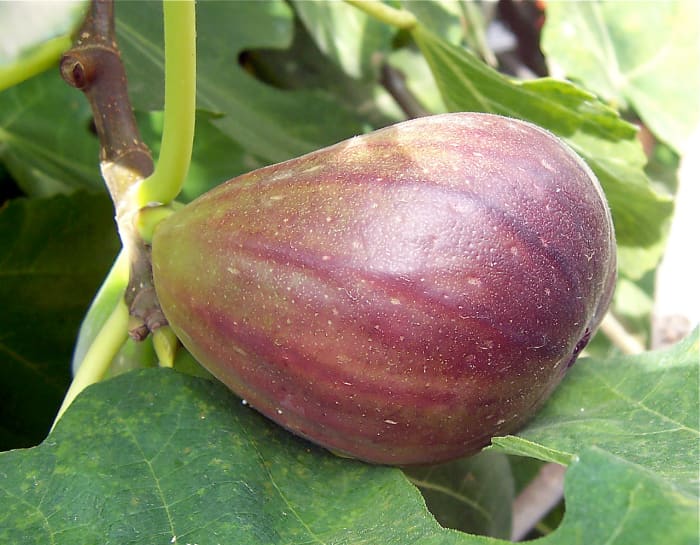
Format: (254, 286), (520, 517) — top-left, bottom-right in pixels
(152, 113), (616, 465)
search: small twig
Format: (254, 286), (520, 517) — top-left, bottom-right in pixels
(458, 0), (498, 68)
(600, 312), (646, 355)
(55, 0), (197, 421)
(379, 63), (430, 119)
(60, 0), (153, 209)
(55, 0), (174, 427)
(510, 462), (566, 541)
(60, 0), (166, 336)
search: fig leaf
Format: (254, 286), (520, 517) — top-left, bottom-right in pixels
(0, 71), (101, 197)
(543, 1), (700, 154)
(0, 331), (696, 544)
(115, 0), (371, 165)
(404, 451), (515, 539)
(493, 328), (699, 496)
(290, 0), (394, 79)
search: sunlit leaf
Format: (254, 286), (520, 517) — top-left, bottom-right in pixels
(116, 1), (373, 166)
(493, 329), (699, 496)
(0, 70), (102, 196)
(291, 0), (394, 79)
(543, 1), (700, 153)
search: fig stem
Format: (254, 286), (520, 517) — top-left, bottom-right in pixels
(71, 248), (130, 374)
(343, 0), (417, 30)
(152, 326), (178, 368)
(134, 205), (177, 244)
(0, 34), (74, 92)
(135, 0), (196, 207)
(51, 298), (130, 430)
(60, 0), (196, 346)
(60, 1), (156, 345)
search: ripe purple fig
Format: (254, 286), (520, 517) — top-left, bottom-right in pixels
(152, 113), (616, 465)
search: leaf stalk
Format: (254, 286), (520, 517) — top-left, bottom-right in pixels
(343, 0), (417, 30)
(0, 35), (74, 92)
(135, 0), (197, 207)
(52, 298), (130, 429)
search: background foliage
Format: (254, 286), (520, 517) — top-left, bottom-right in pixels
(0, 1), (697, 543)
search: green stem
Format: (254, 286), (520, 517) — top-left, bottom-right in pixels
(152, 326), (178, 368)
(52, 298), (130, 429)
(136, 0), (196, 207)
(71, 248), (130, 374)
(0, 34), (72, 92)
(134, 205), (177, 244)
(343, 0), (417, 30)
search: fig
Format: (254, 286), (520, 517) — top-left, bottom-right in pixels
(151, 113), (616, 465)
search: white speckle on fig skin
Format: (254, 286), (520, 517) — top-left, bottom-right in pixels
(152, 112), (616, 465)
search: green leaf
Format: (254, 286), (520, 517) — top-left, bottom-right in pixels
(411, 24), (673, 278)
(493, 329), (699, 496)
(404, 451), (514, 539)
(291, 0), (394, 79)
(541, 446), (697, 545)
(386, 47), (447, 114)
(0, 369), (457, 545)
(402, 0), (467, 45)
(403, 0), (497, 65)
(542, 1), (700, 154)
(116, 1), (373, 166)
(2, 356), (697, 544)
(0, 70), (102, 197)
(237, 16), (404, 127)
(0, 193), (120, 449)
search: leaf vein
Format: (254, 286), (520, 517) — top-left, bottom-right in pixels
(118, 415), (179, 542)
(588, 366), (699, 436)
(245, 432), (327, 545)
(405, 477), (492, 524)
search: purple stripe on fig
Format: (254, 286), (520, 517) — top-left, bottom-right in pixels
(152, 112), (616, 465)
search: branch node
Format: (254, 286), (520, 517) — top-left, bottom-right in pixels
(60, 55), (93, 89)
(62, 0), (165, 343)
